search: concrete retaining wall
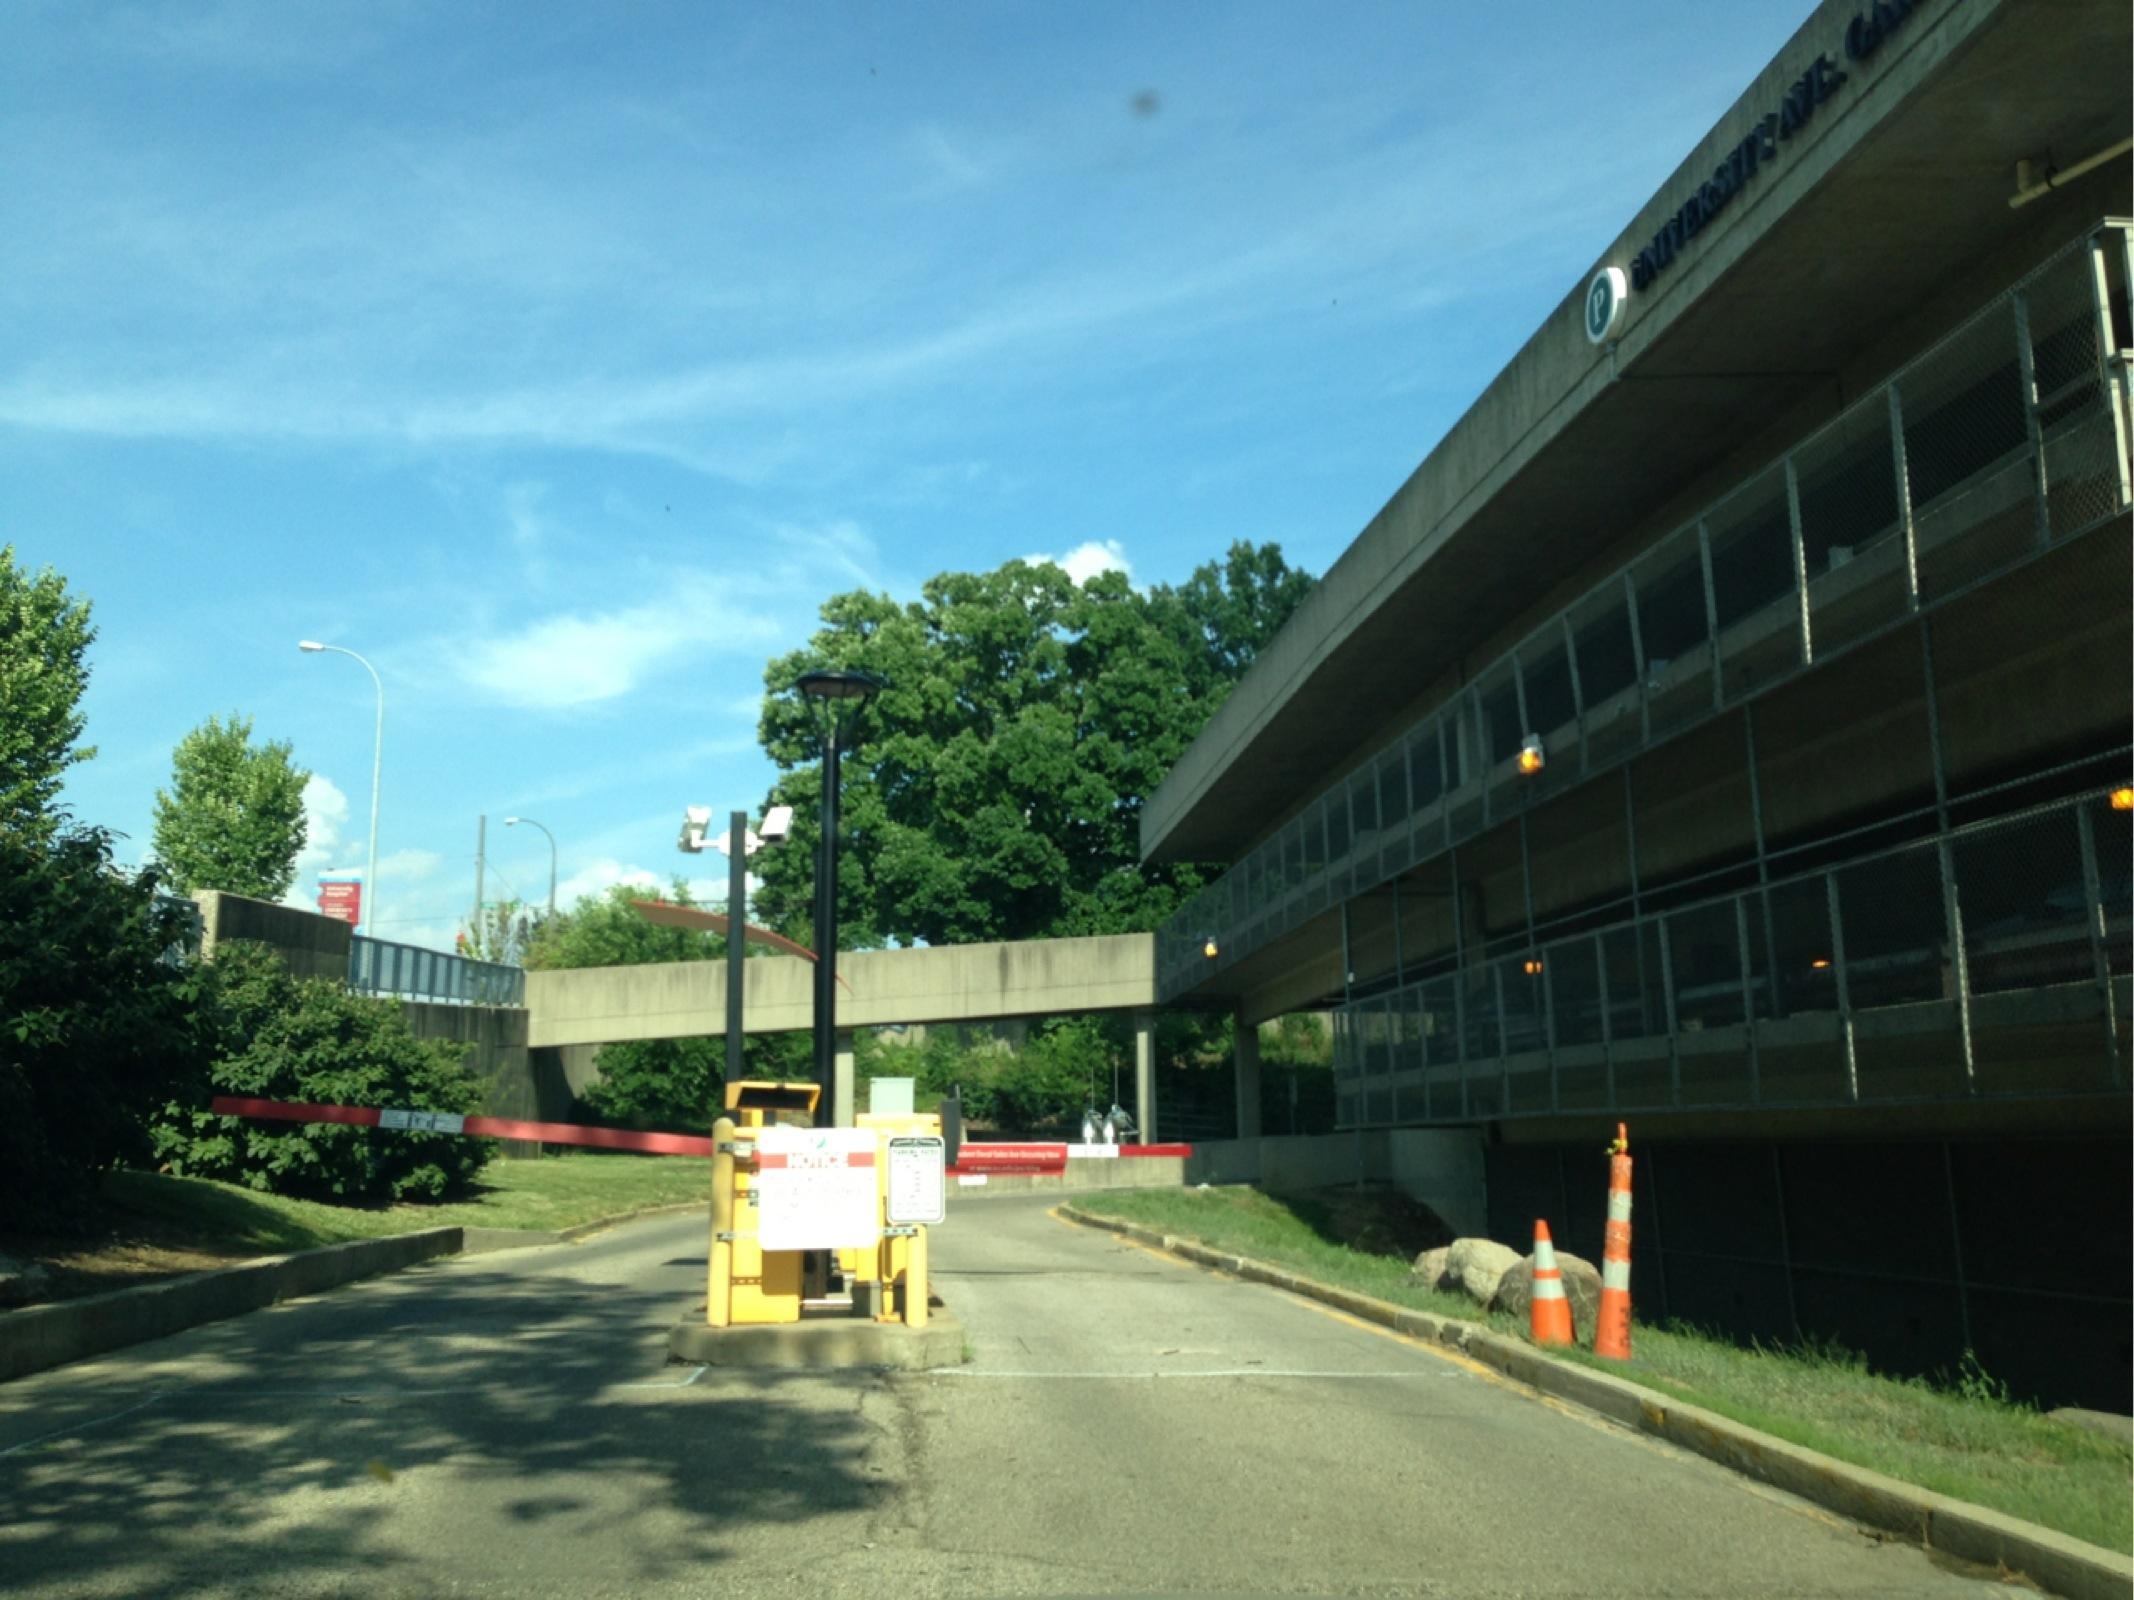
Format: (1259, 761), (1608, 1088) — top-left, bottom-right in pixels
(1187, 1129), (1487, 1237)
(182, 893), (559, 1153)
(0, 1229), (461, 1384)
(400, 1002), (554, 1155)
(190, 890), (352, 982)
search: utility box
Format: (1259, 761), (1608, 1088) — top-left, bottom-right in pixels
(856, 1110), (942, 1323)
(868, 1077), (916, 1117)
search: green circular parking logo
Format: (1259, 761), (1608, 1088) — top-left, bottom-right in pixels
(1585, 266), (1628, 345)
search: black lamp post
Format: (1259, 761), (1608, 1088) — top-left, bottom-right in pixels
(795, 667), (885, 1127)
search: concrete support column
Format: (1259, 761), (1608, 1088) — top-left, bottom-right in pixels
(1234, 1012), (1262, 1143)
(1133, 1009), (1157, 1144)
(833, 1030), (857, 1129)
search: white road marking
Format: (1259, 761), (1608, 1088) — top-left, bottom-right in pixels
(924, 1368), (1461, 1380)
(0, 1395), (166, 1459)
(617, 1365), (708, 1389)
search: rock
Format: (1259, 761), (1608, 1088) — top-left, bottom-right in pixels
(1444, 1237), (1523, 1305)
(0, 1252), (52, 1309)
(1491, 1250), (1604, 1332)
(1410, 1246), (1452, 1290)
(2047, 1407), (2134, 1451)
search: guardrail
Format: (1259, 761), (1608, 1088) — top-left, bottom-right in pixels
(349, 935), (524, 1007)
(1161, 222), (2134, 1000)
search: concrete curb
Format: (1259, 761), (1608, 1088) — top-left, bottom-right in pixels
(668, 1303), (965, 1371)
(0, 1199), (710, 1384)
(0, 1229), (462, 1385)
(1060, 1204), (2134, 1600)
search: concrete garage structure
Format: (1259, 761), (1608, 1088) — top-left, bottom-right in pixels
(1145, 0), (2132, 1407)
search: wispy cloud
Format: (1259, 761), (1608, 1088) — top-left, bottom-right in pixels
(455, 574), (786, 710)
(553, 858), (664, 905)
(907, 122), (1000, 192)
(100, 0), (413, 75)
(377, 847), (441, 884)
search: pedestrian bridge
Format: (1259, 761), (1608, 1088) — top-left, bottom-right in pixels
(523, 932), (1158, 1049)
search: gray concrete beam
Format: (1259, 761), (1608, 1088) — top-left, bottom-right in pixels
(525, 932), (1156, 1049)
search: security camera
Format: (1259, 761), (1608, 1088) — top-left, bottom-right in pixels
(678, 805), (712, 854)
(759, 805), (794, 844)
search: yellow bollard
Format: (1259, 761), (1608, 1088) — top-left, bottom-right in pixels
(905, 1223), (928, 1329)
(707, 1116), (736, 1328)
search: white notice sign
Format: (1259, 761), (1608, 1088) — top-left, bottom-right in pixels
(754, 1126), (880, 1251)
(886, 1136), (945, 1226)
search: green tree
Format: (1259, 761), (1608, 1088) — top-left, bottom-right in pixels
(458, 897), (535, 964)
(0, 823), (204, 1226)
(1153, 538), (1320, 707)
(751, 541), (1315, 951)
(151, 713), (310, 898)
(152, 942), (491, 1203)
(0, 544), (97, 839)
(523, 881), (809, 1131)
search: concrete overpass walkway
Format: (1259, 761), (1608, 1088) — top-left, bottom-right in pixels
(526, 930), (1172, 1136)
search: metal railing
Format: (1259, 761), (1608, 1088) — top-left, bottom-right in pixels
(1329, 784), (2132, 1127)
(1160, 222), (2134, 1000)
(155, 893), (205, 968)
(349, 935), (525, 1007)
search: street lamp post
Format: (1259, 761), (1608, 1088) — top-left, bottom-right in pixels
(724, 811), (747, 1086)
(298, 640), (383, 938)
(795, 668), (885, 1128)
(504, 816), (557, 918)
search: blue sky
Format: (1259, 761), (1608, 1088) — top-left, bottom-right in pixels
(6, 0), (1806, 949)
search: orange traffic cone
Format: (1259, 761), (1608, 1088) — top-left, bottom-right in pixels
(1529, 1220), (1574, 1346)
(1595, 1123), (1633, 1360)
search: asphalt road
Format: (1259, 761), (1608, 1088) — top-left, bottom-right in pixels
(0, 1193), (2017, 1598)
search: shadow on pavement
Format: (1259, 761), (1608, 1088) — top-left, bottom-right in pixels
(0, 1255), (884, 1597)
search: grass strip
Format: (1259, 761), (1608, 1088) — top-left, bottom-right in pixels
(1076, 1184), (2132, 1555)
(91, 1154), (711, 1254)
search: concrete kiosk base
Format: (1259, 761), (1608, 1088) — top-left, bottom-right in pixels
(668, 1301), (965, 1371)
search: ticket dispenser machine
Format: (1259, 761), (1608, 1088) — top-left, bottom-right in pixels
(706, 1080), (819, 1327)
(852, 1109), (942, 1324)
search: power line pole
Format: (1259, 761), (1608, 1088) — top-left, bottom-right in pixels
(474, 813), (486, 946)
(728, 810), (747, 1088)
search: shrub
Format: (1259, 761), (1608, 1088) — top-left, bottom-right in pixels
(0, 823), (205, 1229)
(153, 942), (493, 1203)
(858, 1019), (1114, 1134)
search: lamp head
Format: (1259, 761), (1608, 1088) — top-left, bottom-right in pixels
(298, 640), (326, 652)
(759, 804), (794, 844)
(504, 816), (522, 827)
(1517, 734), (1546, 776)
(795, 667), (887, 703)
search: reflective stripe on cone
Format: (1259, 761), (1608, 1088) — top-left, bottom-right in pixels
(1595, 1122), (1634, 1361)
(1530, 1219), (1574, 1347)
